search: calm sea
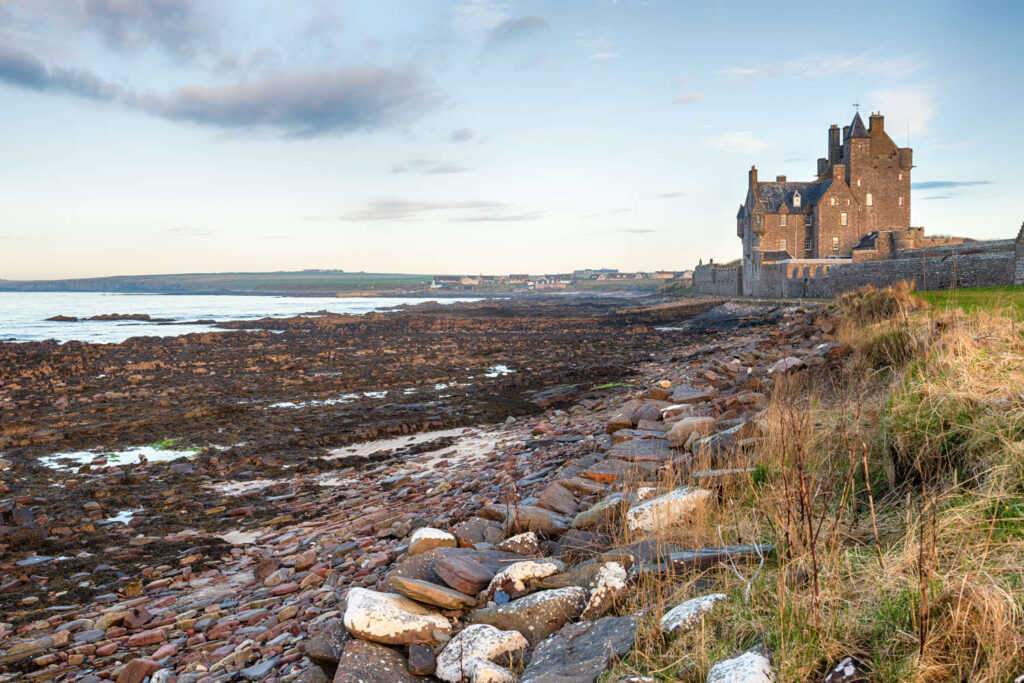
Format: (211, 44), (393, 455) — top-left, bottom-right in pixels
(0, 292), (480, 344)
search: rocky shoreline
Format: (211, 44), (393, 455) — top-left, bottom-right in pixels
(0, 296), (842, 682)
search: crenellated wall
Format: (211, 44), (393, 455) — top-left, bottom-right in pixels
(693, 262), (742, 297)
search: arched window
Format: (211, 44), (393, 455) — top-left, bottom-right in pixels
(866, 193), (873, 206)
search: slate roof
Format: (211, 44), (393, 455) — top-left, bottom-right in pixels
(756, 180), (831, 213)
(848, 112), (870, 138)
(737, 205), (746, 219)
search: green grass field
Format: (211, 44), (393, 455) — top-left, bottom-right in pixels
(913, 285), (1024, 316)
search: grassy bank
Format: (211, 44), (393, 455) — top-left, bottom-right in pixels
(609, 284), (1024, 682)
(913, 284), (1024, 316)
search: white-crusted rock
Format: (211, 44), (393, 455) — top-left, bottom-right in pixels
(487, 560), (561, 599)
(496, 531), (541, 556)
(407, 527), (457, 555)
(469, 660), (515, 683)
(343, 587), (451, 645)
(706, 650), (773, 683)
(625, 486), (712, 533)
(580, 562), (628, 620)
(435, 624), (527, 683)
(660, 593), (726, 635)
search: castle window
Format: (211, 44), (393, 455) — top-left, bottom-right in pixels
(830, 197), (837, 206)
(780, 214), (787, 227)
(857, 179), (862, 187)
(793, 192), (801, 208)
(832, 236), (840, 251)
(898, 196), (904, 206)
(898, 172), (903, 180)
(805, 214), (812, 226)
(840, 212), (848, 226)
(866, 193), (873, 206)
(779, 238), (787, 251)
(805, 236), (813, 252)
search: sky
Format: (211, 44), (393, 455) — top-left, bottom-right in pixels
(0, 0), (1021, 279)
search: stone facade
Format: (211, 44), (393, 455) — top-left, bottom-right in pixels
(695, 108), (1021, 299)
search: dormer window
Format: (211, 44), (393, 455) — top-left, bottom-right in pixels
(793, 191), (801, 208)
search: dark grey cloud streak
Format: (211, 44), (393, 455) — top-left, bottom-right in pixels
(0, 45), (440, 138)
(911, 181), (991, 190)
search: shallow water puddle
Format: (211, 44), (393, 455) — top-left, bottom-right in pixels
(484, 364), (515, 378)
(267, 391), (388, 408)
(104, 509), (141, 525)
(40, 445), (199, 469)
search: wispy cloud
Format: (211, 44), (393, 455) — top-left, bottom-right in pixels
(719, 51), (923, 83)
(576, 28), (618, 60)
(450, 127), (475, 142)
(0, 45), (441, 138)
(617, 228), (655, 234)
(911, 180), (991, 190)
(706, 131), (766, 154)
(339, 198), (544, 222)
(166, 226), (213, 237)
(673, 92), (702, 104)
(391, 159), (470, 175)
(871, 86), (936, 135)
(486, 15), (550, 46)
(657, 192), (683, 198)
(6, 0), (218, 62)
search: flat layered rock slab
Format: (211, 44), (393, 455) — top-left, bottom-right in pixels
(661, 544), (774, 573)
(390, 575), (478, 610)
(606, 438), (673, 463)
(579, 459), (659, 484)
(382, 547), (526, 592)
(332, 639), (420, 683)
(521, 615), (637, 683)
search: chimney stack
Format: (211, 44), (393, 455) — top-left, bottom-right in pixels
(869, 112), (884, 135)
(833, 165), (845, 184)
(776, 175), (786, 182)
(828, 124), (841, 165)
(749, 165), (758, 187)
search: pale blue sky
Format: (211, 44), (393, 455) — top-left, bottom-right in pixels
(0, 0), (1020, 279)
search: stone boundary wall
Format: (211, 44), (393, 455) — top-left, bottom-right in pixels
(694, 232), (1023, 298)
(896, 239), (1015, 260)
(692, 263), (741, 297)
(781, 251), (1015, 298)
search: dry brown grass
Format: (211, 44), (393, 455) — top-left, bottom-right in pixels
(604, 285), (1024, 682)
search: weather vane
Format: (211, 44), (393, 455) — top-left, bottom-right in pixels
(853, 103), (860, 111)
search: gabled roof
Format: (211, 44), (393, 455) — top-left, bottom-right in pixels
(756, 180), (831, 213)
(848, 112), (870, 139)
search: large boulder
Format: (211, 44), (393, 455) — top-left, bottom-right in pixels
(435, 624), (528, 683)
(332, 639), (420, 683)
(342, 588), (450, 645)
(521, 615), (637, 683)
(579, 562), (628, 620)
(660, 593), (726, 635)
(468, 587), (588, 646)
(486, 560), (562, 600)
(706, 650), (774, 683)
(625, 487), (712, 533)
(666, 417), (716, 448)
